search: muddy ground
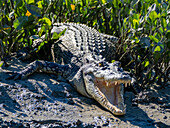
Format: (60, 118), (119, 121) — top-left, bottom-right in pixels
(0, 57), (169, 128)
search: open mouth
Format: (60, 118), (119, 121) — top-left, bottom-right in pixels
(94, 78), (131, 115)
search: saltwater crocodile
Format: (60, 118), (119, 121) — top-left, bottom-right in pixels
(8, 23), (132, 115)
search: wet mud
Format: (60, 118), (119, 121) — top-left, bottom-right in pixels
(0, 58), (169, 127)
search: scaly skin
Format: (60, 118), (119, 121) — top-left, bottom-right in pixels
(8, 23), (132, 115)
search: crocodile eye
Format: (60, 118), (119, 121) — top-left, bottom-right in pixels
(98, 62), (104, 67)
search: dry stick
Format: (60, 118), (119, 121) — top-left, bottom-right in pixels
(119, 42), (138, 62)
(103, 8), (109, 34)
(144, 51), (167, 78)
(9, 0), (14, 10)
(142, 51), (167, 87)
(116, 37), (128, 59)
(117, 25), (135, 61)
(158, 64), (169, 82)
(145, 65), (169, 87)
(137, 49), (150, 69)
(8, 29), (25, 54)
(136, 50), (150, 83)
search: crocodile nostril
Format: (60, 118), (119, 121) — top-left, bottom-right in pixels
(118, 67), (123, 72)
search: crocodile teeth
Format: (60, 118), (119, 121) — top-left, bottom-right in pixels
(128, 80), (131, 84)
(125, 83), (127, 87)
(106, 82), (109, 86)
(128, 81), (131, 86)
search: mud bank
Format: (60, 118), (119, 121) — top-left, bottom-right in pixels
(0, 58), (169, 127)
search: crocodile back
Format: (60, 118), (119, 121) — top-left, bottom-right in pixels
(51, 23), (117, 67)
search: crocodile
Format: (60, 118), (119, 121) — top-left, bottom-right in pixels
(8, 23), (132, 115)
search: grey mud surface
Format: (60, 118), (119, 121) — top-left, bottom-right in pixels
(0, 58), (169, 128)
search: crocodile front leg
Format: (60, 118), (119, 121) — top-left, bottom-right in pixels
(7, 60), (72, 80)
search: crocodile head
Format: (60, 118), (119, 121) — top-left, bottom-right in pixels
(72, 60), (132, 116)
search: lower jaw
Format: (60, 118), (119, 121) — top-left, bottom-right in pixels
(103, 88), (125, 115)
(110, 100), (126, 115)
(107, 102), (126, 115)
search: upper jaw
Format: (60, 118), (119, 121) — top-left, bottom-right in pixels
(101, 79), (131, 87)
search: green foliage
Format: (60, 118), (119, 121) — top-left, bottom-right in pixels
(52, 29), (66, 40)
(0, 0), (169, 87)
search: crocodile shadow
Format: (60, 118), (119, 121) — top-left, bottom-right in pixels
(119, 91), (156, 127)
(0, 83), (21, 113)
